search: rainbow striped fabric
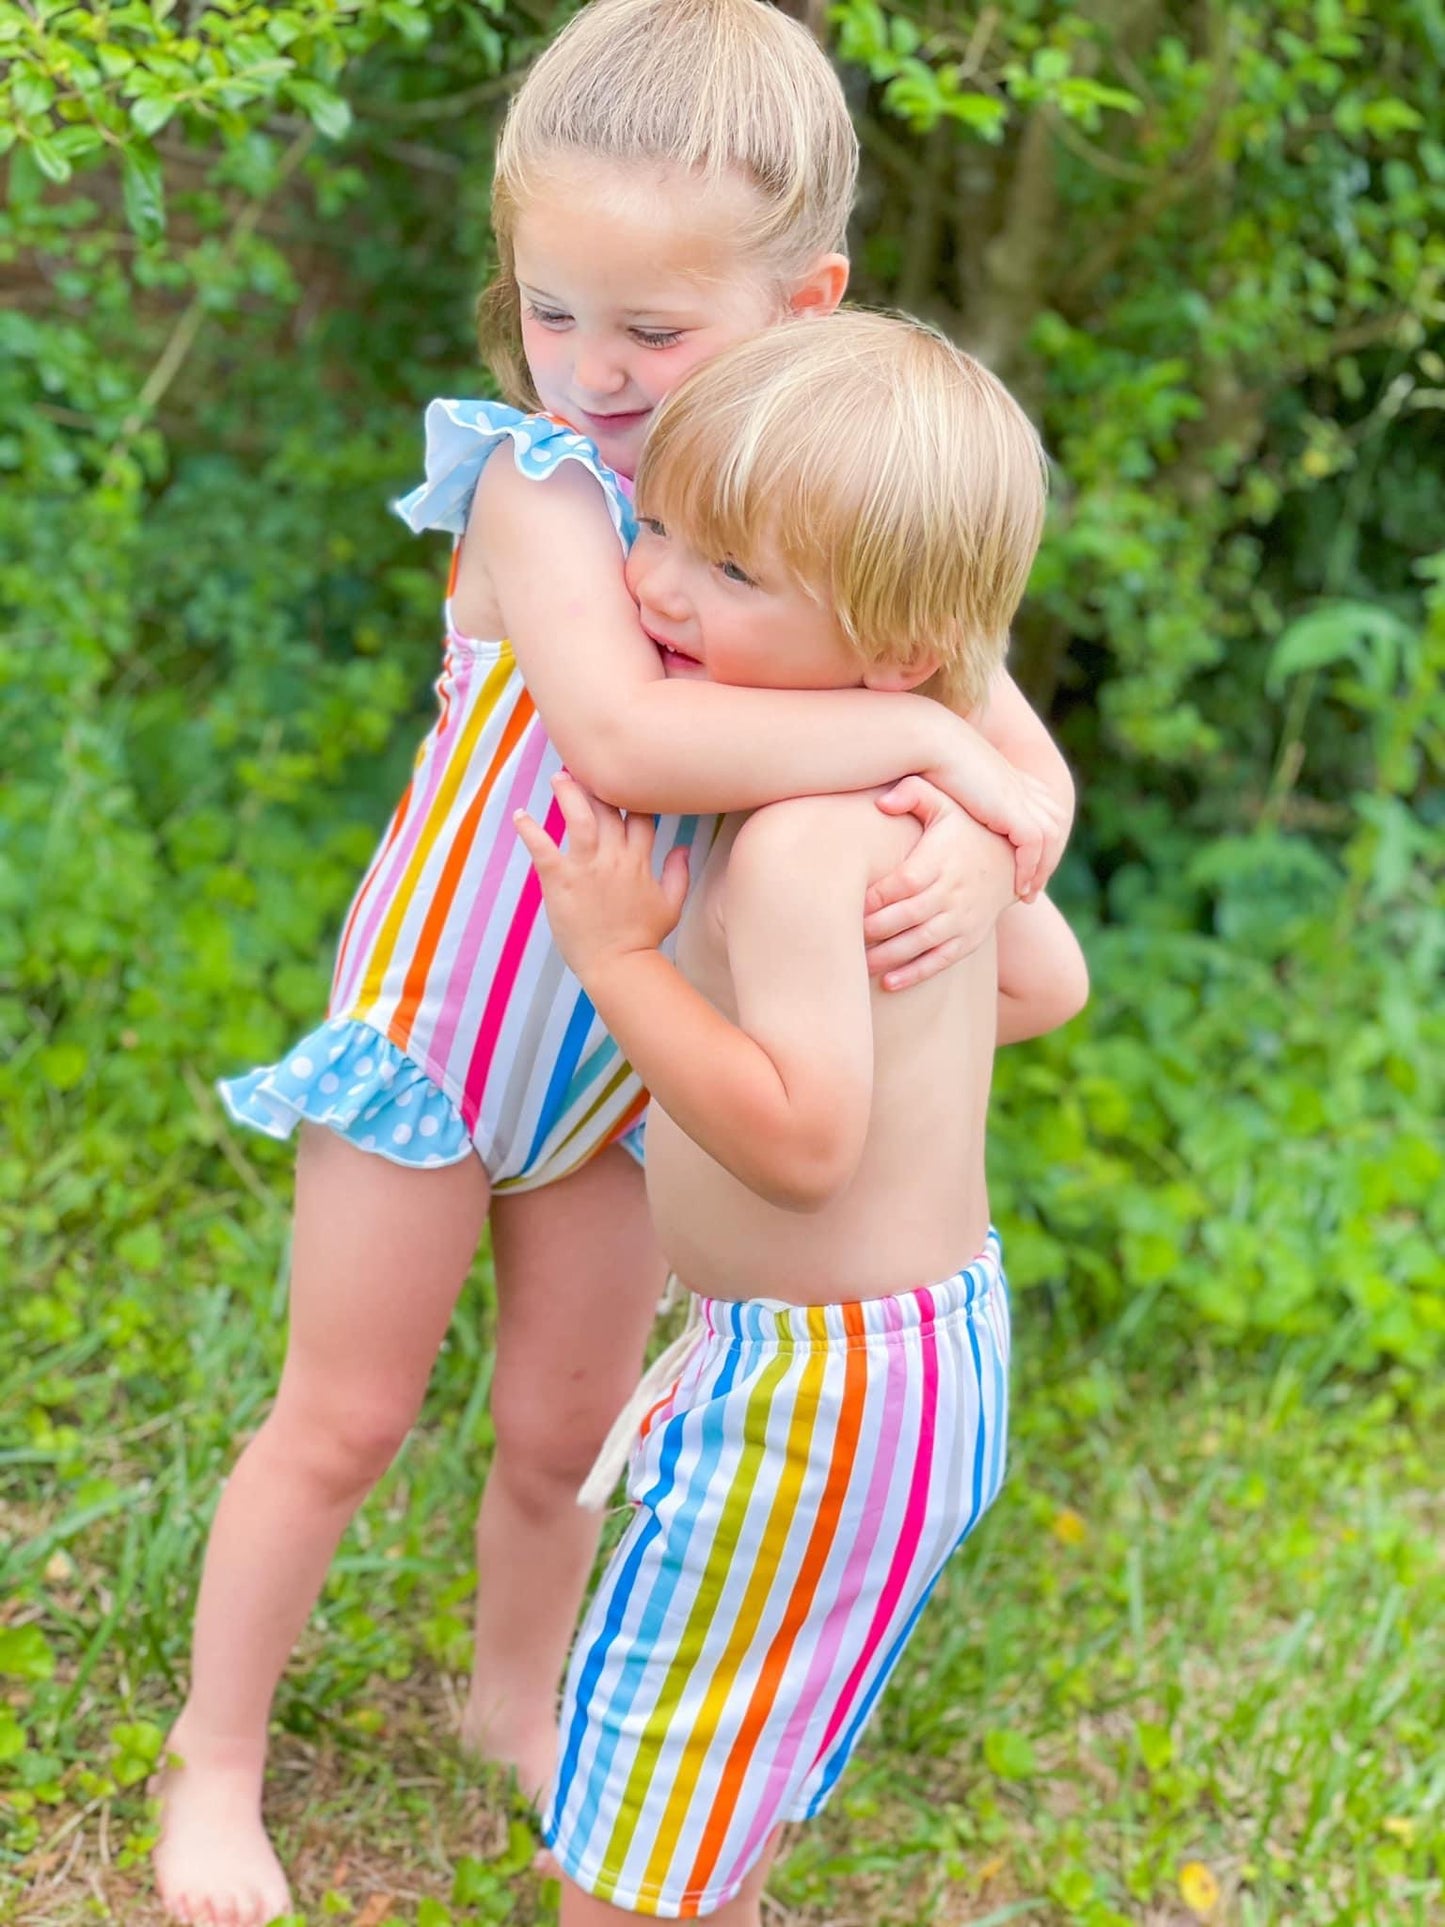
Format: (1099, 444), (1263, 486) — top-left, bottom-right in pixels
(544, 1232), (1011, 1917)
(226, 399), (710, 1193)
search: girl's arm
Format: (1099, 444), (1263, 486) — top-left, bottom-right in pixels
(995, 895), (1090, 1045)
(466, 459), (1054, 889)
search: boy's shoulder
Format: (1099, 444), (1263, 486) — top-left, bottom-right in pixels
(728, 790), (917, 891)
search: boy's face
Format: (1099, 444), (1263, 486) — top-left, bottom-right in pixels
(626, 517), (866, 691)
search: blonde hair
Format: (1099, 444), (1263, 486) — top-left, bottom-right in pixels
(636, 311), (1049, 712)
(479, 0), (857, 404)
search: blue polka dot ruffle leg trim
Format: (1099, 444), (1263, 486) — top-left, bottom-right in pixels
(217, 1019), (474, 1170)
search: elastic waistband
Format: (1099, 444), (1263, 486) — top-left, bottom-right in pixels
(698, 1229), (1004, 1352)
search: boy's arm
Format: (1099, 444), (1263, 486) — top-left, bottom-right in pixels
(516, 779), (874, 1212)
(995, 895), (1090, 1045)
(468, 459), (1054, 889)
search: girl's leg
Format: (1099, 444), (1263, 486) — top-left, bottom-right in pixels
(154, 1126), (490, 1927)
(463, 1144), (663, 1797)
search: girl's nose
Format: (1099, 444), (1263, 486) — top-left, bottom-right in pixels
(572, 337), (628, 399)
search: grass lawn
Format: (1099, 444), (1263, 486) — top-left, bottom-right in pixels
(4, 1200), (1442, 1927)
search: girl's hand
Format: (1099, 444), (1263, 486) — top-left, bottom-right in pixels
(934, 735), (1068, 899)
(864, 777), (1018, 991)
(515, 774), (690, 984)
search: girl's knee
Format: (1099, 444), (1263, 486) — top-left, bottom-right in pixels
(489, 1376), (611, 1506)
(264, 1386), (420, 1499)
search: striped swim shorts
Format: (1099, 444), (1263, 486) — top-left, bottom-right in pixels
(543, 1231), (1011, 1918)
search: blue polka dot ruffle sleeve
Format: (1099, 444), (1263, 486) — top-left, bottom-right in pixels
(393, 397), (636, 551)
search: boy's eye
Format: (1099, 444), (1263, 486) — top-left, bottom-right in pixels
(719, 559), (756, 587)
(632, 327), (684, 348)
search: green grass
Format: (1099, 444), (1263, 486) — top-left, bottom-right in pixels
(3, 1175), (1442, 1927)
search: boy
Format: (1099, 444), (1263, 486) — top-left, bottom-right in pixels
(516, 312), (1087, 1923)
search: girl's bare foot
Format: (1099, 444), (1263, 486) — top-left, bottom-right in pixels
(152, 1728), (292, 1927)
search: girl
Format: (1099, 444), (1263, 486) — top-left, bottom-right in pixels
(153, 4), (1071, 1923)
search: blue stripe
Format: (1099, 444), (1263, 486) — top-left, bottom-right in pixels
(546, 1336), (743, 1853)
(523, 990), (599, 1167)
(807, 1312), (999, 1815)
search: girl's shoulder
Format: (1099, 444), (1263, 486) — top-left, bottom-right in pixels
(393, 397), (635, 549)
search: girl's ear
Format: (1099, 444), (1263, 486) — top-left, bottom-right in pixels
(786, 252), (849, 319)
(861, 655), (941, 694)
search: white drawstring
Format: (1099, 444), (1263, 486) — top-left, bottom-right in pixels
(577, 1282), (704, 1512)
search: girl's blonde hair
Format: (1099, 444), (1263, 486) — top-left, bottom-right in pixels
(636, 312), (1049, 713)
(479, 0), (857, 404)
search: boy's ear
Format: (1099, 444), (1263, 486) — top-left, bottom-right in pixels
(786, 252), (849, 319)
(862, 655), (941, 694)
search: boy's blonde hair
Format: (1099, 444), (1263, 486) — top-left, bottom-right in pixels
(636, 312), (1049, 713)
(479, 0), (857, 404)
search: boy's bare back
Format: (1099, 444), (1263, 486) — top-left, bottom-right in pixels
(645, 790), (998, 1306)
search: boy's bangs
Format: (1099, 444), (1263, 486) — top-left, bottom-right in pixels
(640, 391), (864, 599)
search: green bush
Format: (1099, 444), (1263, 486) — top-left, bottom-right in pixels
(2, 0), (1441, 1387)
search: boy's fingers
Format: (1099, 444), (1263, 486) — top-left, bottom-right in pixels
(661, 845), (691, 915)
(624, 808), (658, 858)
(863, 885), (945, 944)
(881, 937), (964, 992)
(513, 809), (557, 869)
(550, 772), (599, 852)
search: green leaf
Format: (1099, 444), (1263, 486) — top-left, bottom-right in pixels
(1266, 601), (1415, 694)
(290, 80), (352, 141)
(1136, 1720), (1173, 1773)
(121, 141), (166, 242)
(0, 1713), (28, 1763)
(131, 94), (176, 137)
(983, 1727), (1037, 1780)
(0, 1627), (56, 1682)
(30, 137), (72, 184)
(39, 1042), (88, 1092)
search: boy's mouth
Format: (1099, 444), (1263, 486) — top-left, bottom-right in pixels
(643, 623), (703, 675)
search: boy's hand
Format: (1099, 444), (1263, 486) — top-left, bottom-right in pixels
(934, 737), (1067, 899)
(515, 774), (690, 983)
(865, 778), (1018, 989)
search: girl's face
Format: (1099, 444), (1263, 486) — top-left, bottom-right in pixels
(512, 160), (843, 478)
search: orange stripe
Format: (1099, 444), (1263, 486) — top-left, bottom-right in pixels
(391, 686), (538, 1047)
(354, 654), (516, 1017)
(682, 1300), (869, 1897)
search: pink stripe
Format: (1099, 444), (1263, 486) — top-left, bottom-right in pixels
(427, 724), (555, 1074)
(732, 1297), (912, 1871)
(458, 793), (565, 1128)
(811, 1288), (939, 1767)
(334, 645), (475, 1010)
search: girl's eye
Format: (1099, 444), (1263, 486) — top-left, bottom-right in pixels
(720, 559), (755, 587)
(525, 304), (571, 330)
(639, 516), (668, 538)
(632, 328), (683, 349)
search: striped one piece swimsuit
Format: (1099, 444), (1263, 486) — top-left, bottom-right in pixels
(545, 1232), (1012, 1918)
(220, 399), (710, 1192)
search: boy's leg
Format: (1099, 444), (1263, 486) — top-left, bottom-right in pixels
(558, 1830), (783, 1927)
(154, 1126), (490, 1927)
(464, 1144), (664, 1797)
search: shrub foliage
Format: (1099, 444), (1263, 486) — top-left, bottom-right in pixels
(3, 0), (1442, 1374)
